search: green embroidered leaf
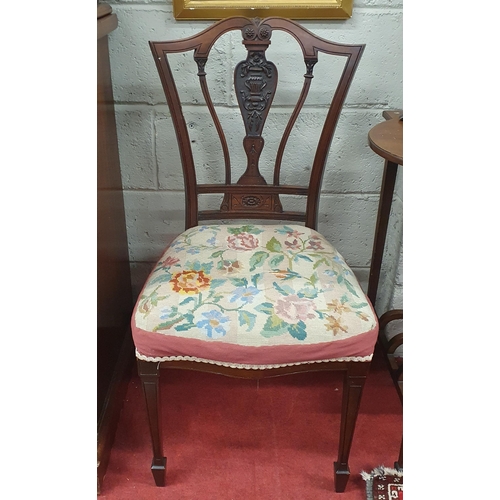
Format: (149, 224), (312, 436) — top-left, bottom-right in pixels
(172, 313), (195, 331)
(228, 225), (263, 235)
(175, 322), (197, 331)
(210, 293), (224, 303)
(280, 269), (302, 281)
(151, 295), (167, 307)
(275, 225), (296, 234)
(288, 321), (307, 341)
(351, 302), (368, 309)
(297, 287), (318, 299)
(179, 296), (196, 306)
(269, 254), (285, 268)
(255, 302), (274, 315)
(210, 250), (225, 258)
(153, 318), (181, 331)
(251, 273), (263, 287)
(312, 258), (324, 270)
(249, 251), (269, 271)
(210, 279), (226, 289)
(344, 279), (359, 298)
(185, 260), (213, 274)
(148, 273), (172, 286)
(273, 282), (294, 296)
(266, 237), (282, 253)
(337, 274), (344, 284)
(230, 277), (248, 287)
(295, 254), (313, 263)
(261, 314), (288, 337)
(309, 273), (318, 286)
(238, 310), (257, 331)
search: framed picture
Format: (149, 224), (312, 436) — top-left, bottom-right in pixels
(172, 0), (352, 20)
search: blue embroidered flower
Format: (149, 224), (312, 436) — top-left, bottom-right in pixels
(187, 247), (201, 255)
(229, 286), (260, 304)
(206, 236), (216, 245)
(197, 310), (229, 339)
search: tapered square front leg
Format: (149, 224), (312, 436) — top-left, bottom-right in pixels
(138, 359), (166, 486)
(334, 362), (370, 492)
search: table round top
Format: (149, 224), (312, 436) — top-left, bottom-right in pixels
(368, 113), (403, 165)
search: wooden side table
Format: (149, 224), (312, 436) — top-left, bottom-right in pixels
(367, 110), (403, 469)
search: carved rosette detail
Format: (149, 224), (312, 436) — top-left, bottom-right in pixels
(242, 195), (262, 207)
(242, 19), (272, 41)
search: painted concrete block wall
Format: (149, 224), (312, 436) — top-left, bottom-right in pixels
(106, 0), (403, 318)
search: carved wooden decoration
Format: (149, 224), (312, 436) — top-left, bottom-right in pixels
(222, 19), (282, 213)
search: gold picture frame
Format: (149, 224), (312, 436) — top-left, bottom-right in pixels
(172, 0), (352, 20)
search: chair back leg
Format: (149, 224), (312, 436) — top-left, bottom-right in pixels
(334, 361), (370, 492)
(137, 359), (167, 486)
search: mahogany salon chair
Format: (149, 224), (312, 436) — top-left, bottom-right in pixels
(131, 17), (378, 493)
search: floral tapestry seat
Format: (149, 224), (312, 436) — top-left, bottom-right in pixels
(132, 224), (378, 369)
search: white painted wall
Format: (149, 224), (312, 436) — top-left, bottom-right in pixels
(106, 0), (403, 322)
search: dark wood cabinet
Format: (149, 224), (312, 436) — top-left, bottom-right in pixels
(97, 3), (134, 493)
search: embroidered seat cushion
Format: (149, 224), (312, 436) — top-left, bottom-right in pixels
(132, 224), (378, 368)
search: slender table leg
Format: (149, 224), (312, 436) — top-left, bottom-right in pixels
(367, 160), (399, 305)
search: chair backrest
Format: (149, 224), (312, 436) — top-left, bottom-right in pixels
(150, 17), (364, 231)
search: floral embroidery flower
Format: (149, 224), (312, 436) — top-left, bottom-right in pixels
(287, 229), (304, 238)
(229, 286), (260, 304)
(218, 259), (242, 274)
(227, 232), (259, 251)
(274, 294), (317, 324)
(306, 236), (324, 250)
(284, 238), (301, 250)
(170, 270), (210, 294)
(327, 299), (352, 314)
(196, 310), (229, 339)
(325, 315), (348, 335)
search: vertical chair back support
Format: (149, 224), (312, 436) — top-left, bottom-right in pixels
(149, 17), (364, 230)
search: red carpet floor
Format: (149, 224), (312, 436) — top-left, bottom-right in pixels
(99, 345), (402, 499)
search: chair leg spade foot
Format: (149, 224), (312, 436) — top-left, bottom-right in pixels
(334, 461), (350, 492)
(151, 457), (167, 486)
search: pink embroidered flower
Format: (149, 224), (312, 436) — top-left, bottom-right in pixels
(219, 259), (242, 273)
(227, 233), (259, 251)
(284, 238), (301, 250)
(287, 229), (304, 239)
(274, 294), (317, 324)
(306, 236), (324, 250)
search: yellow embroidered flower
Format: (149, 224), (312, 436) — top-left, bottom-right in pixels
(170, 270), (210, 295)
(325, 315), (348, 336)
(327, 299), (352, 315)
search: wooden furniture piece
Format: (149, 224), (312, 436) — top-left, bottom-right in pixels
(132, 17), (379, 493)
(367, 110), (403, 469)
(97, 3), (134, 493)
